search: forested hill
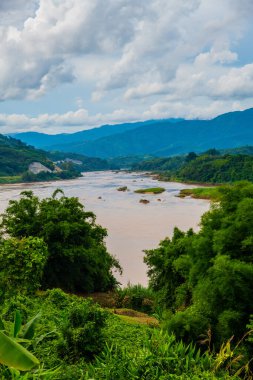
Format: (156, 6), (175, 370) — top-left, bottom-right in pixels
(133, 149), (253, 183)
(0, 134), (112, 180)
(0, 134), (54, 176)
(10, 108), (253, 158)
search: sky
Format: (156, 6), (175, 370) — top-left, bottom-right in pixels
(0, 0), (253, 134)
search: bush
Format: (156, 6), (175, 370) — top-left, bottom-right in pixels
(86, 329), (232, 379)
(164, 305), (211, 343)
(44, 288), (71, 309)
(57, 299), (108, 362)
(0, 294), (34, 322)
(0, 237), (48, 297)
(115, 284), (155, 314)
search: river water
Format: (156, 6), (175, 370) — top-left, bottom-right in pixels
(0, 171), (209, 286)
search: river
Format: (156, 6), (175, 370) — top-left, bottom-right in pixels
(0, 171), (209, 286)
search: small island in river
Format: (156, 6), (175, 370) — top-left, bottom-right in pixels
(134, 187), (165, 194)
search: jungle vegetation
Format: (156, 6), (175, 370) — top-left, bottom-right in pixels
(0, 133), (115, 183)
(0, 184), (252, 378)
(133, 149), (253, 184)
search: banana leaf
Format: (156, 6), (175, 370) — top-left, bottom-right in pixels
(13, 310), (22, 338)
(0, 331), (39, 371)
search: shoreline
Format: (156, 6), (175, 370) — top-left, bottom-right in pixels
(121, 170), (220, 200)
(177, 187), (221, 201)
(149, 172), (222, 187)
(0, 173), (82, 187)
(0, 169), (220, 202)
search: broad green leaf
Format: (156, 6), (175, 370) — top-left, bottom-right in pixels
(0, 331), (39, 371)
(13, 310), (22, 338)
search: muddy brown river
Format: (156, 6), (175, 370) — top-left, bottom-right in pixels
(0, 171), (210, 286)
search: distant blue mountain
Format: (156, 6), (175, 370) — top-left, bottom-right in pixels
(10, 108), (253, 158)
(11, 118), (183, 150)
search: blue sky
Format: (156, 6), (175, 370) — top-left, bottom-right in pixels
(0, 0), (253, 134)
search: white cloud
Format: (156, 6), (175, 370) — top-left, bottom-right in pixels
(143, 99), (248, 120)
(208, 64), (253, 99)
(0, 0), (253, 132)
(0, 0), (148, 100)
(0, 108), (143, 134)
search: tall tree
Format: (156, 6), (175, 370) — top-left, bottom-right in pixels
(0, 190), (121, 292)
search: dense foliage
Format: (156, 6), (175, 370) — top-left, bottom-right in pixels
(0, 133), (117, 183)
(0, 185), (252, 378)
(0, 190), (120, 292)
(133, 155), (185, 172)
(133, 150), (253, 183)
(145, 182), (253, 359)
(115, 284), (155, 314)
(0, 237), (48, 296)
(107, 155), (154, 169)
(21, 167), (81, 182)
(0, 135), (54, 177)
(47, 151), (114, 171)
(0, 290), (242, 379)
(0, 290), (109, 379)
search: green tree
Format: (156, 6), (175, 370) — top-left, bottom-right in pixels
(0, 237), (48, 296)
(185, 152), (198, 162)
(145, 182), (253, 348)
(0, 190), (120, 292)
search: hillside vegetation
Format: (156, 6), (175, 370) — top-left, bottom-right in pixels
(0, 134), (113, 183)
(133, 149), (253, 184)
(0, 135), (54, 177)
(47, 151), (114, 171)
(0, 184), (252, 378)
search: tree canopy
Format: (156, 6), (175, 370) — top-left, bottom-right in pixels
(133, 151), (253, 184)
(145, 181), (253, 348)
(0, 190), (121, 293)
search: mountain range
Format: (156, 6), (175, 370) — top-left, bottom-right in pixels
(11, 119), (181, 151)
(11, 108), (253, 158)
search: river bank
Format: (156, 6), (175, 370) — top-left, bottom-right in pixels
(0, 171), (210, 286)
(126, 170), (221, 200)
(177, 187), (222, 201)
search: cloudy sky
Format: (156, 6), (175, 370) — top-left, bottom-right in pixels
(0, 0), (253, 134)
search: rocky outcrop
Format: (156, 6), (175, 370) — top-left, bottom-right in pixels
(28, 162), (52, 174)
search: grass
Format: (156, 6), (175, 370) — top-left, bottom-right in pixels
(135, 187), (165, 194)
(116, 314), (158, 326)
(112, 308), (159, 326)
(178, 187), (222, 201)
(0, 176), (22, 184)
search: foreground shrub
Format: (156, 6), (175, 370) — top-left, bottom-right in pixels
(57, 299), (108, 362)
(115, 284), (155, 314)
(44, 288), (71, 309)
(86, 329), (234, 379)
(1, 294), (34, 322)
